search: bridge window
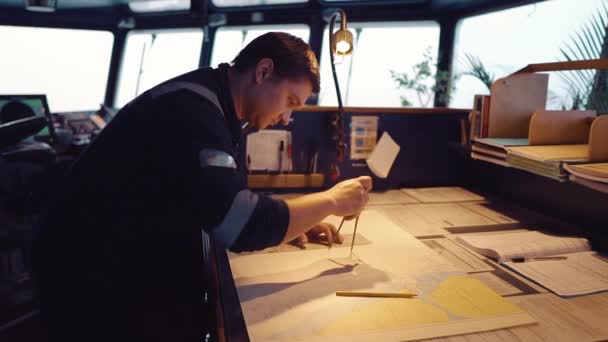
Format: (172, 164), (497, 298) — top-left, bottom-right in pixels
(318, 21), (440, 108)
(451, 0), (606, 111)
(115, 29), (204, 108)
(0, 26), (113, 112)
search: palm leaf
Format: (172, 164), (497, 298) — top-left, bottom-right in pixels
(559, 0), (608, 113)
(560, 49), (594, 92)
(460, 53), (494, 90)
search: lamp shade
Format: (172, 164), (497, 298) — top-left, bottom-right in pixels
(331, 28), (354, 56)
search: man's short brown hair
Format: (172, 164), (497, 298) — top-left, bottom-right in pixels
(232, 32), (320, 93)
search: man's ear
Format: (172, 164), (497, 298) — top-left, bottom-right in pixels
(255, 58), (274, 85)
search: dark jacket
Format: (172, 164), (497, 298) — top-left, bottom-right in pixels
(33, 64), (289, 341)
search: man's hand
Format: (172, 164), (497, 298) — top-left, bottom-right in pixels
(324, 176), (372, 217)
(282, 176), (372, 245)
(290, 222), (344, 249)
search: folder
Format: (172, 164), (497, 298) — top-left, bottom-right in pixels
(528, 109), (596, 145)
(487, 73), (548, 138)
(507, 116), (608, 182)
(471, 137), (529, 167)
(563, 117), (608, 192)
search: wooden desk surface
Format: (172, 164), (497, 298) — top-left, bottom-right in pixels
(225, 187), (608, 342)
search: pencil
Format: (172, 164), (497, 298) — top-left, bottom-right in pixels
(336, 291), (417, 298)
(511, 256), (567, 263)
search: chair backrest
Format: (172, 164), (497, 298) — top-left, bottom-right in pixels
(0, 100), (36, 124)
(0, 95), (57, 147)
(0, 116), (47, 150)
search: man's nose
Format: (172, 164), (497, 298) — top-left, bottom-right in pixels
(280, 110), (293, 125)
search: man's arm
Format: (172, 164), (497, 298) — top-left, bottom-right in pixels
(151, 91), (372, 252)
(282, 176), (372, 243)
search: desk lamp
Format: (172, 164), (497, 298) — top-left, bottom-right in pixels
(327, 9), (354, 181)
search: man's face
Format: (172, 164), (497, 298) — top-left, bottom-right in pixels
(244, 60), (313, 129)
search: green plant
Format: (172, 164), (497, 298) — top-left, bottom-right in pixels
(390, 47), (458, 107)
(559, 0), (608, 113)
(461, 53), (495, 91)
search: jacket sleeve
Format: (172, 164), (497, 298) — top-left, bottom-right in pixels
(149, 89), (289, 252)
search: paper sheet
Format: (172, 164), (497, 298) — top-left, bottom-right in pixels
(482, 257), (549, 294)
(455, 230), (591, 262)
(401, 187), (485, 203)
(238, 233), (372, 255)
(504, 252), (608, 296)
(422, 238), (494, 273)
(377, 203), (498, 238)
(367, 190), (419, 206)
(229, 209), (536, 341)
(366, 132), (400, 178)
(319, 276), (522, 335)
(350, 116), (378, 160)
(459, 201), (532, 225)
(474, 137), (529, 148)
(509, 293), (608, 341)
(246, 129), (292, 172)
(468, 272), (523, 296)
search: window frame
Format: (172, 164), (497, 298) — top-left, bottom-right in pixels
(114, 27), (205, 108)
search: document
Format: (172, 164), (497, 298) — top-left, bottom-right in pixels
(350, 116), (378, 160)
(367, 190), (418, 206)
(455, 230), (591, 263)
(421, 238), (494, 273)
(246, 129), (291, 172)
(374, 203), (501, 237)
(503, 252), (608, 296)
(400, 187), (485, 203)
(366, 132), (399, 179)
(229, 209), (536, 341)
(455, 231), (608, 296)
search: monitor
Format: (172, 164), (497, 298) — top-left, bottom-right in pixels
(0, 94), (57, 145)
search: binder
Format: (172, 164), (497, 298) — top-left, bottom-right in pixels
(507, 115), (608, 182)
(469, 59), (608, 190)
(487, 73), (548, 138)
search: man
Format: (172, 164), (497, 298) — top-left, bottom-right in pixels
(33, 32), (371, 341)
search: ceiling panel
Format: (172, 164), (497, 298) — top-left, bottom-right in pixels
(0, 0), (127, 8)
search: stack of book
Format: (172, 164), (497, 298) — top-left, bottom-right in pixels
(468, 72), (548, 167)
(564, 163), (608, 193)
(506, 144), (589, 182)
(471, 137), (528, 167)
(469, 95), (491, 139)
(467, 60), (608, 194)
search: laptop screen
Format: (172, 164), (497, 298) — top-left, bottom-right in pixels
(0, 94), (56, 144)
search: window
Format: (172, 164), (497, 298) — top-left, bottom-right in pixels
(212, 0), (306, 7)
(210, 25), (310, 68)
(115, 29), (203, 108)
(0, 26), (113, 112)
(452, 0), (606, 110)
(318, 22), (440, 107)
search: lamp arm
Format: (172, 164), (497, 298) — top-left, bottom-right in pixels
(329, 12), (345, 112)
(328, 10), (347, 168)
